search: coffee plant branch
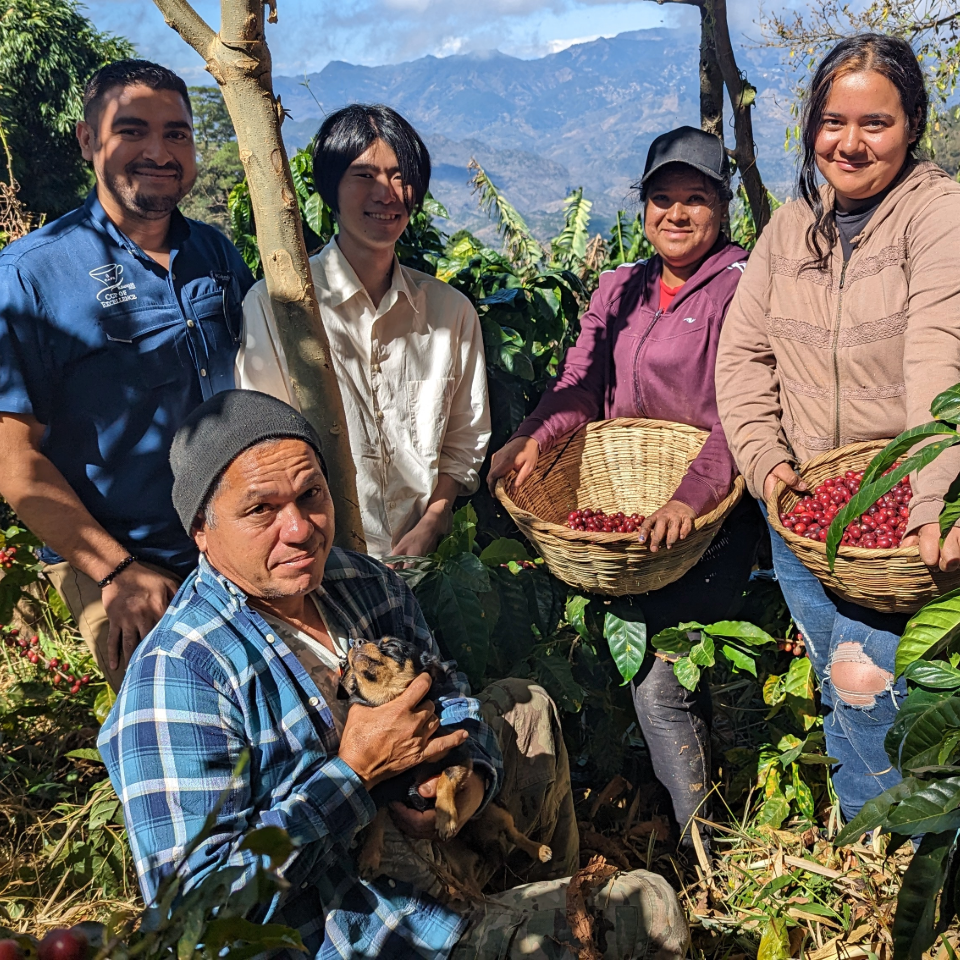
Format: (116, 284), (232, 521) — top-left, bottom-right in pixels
(149, 0), (366, 552)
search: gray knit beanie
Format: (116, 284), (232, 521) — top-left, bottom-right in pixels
(170, 389), (326, 533)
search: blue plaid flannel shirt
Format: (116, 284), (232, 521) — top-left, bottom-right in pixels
(98, 549), (503, 959)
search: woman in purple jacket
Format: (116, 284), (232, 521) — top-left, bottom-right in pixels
(488, 126), (760, 849)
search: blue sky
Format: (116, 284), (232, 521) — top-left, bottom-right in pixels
(81, 0), (777, 82)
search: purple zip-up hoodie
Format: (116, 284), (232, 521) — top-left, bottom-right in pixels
(512, 240), (749, 516)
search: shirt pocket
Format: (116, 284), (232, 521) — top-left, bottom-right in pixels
(98, 311), (188, 389)
(405, 377), (455, 459)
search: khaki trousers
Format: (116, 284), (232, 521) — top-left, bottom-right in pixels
(42, 561), (181, 693)
(374, 678), (688, 960)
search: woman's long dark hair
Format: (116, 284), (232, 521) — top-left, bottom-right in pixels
(798, 33), (928, 265)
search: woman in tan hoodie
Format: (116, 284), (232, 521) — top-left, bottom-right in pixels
(716, 34), (960, 820)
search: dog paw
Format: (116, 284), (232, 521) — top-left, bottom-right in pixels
(436, 809), (458, 842)
(358, 852), (382, 880)
(538, 844), (553, 863)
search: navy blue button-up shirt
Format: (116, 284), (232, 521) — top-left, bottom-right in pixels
(0, 193), (254, 575)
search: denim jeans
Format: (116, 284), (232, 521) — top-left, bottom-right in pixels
(760, 503), (908, 820)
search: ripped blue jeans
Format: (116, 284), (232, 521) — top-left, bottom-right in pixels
(762, 505), (908, 819)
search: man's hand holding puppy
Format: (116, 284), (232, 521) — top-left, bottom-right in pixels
(389, 769), (485, 840)
(339, 672), (468, 791)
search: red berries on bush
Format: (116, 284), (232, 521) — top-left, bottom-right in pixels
(0, 545), (17, 569)
(779, 470), (912, 549)
(2, 626), (88, 693)
(37, 929), (87, 960)
(565, 508), (645, 533)
(777, 632), (807, 658)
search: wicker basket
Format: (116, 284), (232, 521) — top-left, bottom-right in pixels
(766, 440), (960, 614)
(495, 418), (744, 596)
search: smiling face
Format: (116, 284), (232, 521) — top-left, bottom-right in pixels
(193, 438), (334, 602)
(643, 166), (723, 280)
(815, 69), (915, 209)
(335, 138), (412, 255)
(77, 83), (197, 221)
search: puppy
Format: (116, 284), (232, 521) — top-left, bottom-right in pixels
(340, 637), (552, 879)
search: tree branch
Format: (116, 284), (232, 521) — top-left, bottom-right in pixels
(150, 0), (367, 551)
(150, 0), (215, 57)
(711, 0), (770, 234)
(220, 0), (262, 44)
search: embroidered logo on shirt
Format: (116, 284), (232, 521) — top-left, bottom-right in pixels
(727, 261), (747, 273)
(682, 317), (697, 324)
(90, 263), (138, 308)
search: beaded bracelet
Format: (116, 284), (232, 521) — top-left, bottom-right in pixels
(97, 554), (138, 589)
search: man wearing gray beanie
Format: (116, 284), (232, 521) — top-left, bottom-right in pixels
(98, 389), (687, 960)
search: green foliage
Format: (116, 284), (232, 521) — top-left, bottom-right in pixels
(0, 0), (134, 218)
(603, 209), (654, 269)
(550, 187), (592, 269)
(394, 506), (638, 779)
(838, 507), (960, 959)
(188, 86), (235, 151)
(94, 756), (304, 959)
(651, 619), (777, 691)
(178, 87), (244, 235)
(468, 158), (545, 271)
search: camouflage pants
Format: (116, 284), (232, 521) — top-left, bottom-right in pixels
(451, 869), (689, 960)
(376, 679), (688, 960)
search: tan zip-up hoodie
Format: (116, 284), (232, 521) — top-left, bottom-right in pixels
(716, 161), (960, 532)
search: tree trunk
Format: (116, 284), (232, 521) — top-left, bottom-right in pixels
(150, 0), (366, 552)
(696, 2), (724, 142)
(655, 0), (770, 236)
(710, 0), (771, 234)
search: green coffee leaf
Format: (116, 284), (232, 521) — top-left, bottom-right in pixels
(720, 644), (757, 676)
(689, 634), (716, 667)
(897, 589), (960, 678)
(604, 612), (646, 684)
(478, 538), (531, 566)
(892, 829), (957, 960)
(673, 657), (701, 691)
(703, 621), (775, 647)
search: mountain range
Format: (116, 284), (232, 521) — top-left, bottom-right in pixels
(273, 28), (798, 241)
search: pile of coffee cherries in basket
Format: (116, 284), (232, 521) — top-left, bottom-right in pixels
(779, 469), (912, 548)
(566, 508), (645, 533)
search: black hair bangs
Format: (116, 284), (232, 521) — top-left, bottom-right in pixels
(311, 103), (431, 215)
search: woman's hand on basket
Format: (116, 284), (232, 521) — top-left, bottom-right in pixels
(901, 524), (960, 573)
(763, 462), (809, 502)
(487, 436), (540, 494)
(638, 500), (697, 552)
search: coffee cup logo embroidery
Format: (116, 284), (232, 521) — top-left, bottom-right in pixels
(90, 263), (138, 308)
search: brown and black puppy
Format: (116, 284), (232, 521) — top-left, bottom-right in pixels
(340, 637), (552, 879)
(341, 637), (473, 841)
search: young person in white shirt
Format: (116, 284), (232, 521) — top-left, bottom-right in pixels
(237, 104), (491, 559)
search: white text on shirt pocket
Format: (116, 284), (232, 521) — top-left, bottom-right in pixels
(405, 378), (455, 458)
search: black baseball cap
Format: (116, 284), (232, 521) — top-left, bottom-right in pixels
(640, 125), (729, 187)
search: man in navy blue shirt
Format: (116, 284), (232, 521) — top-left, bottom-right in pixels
(0, 59), (254, 690)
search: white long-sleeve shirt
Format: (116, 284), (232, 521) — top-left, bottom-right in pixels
(236, 239), (491, 558)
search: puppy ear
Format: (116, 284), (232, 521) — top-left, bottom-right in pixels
(419, 653), (449, 686)
(378, 636), (413, 668)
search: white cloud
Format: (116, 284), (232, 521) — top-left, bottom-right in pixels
(81, 0), (771, 75)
